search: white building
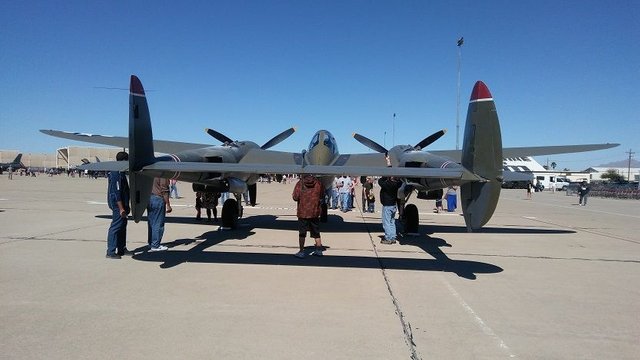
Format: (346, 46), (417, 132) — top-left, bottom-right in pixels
(584, 167), (640, 182)
(503, 156), (591, 190)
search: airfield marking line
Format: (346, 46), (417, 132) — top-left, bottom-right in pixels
(86, 200), (190, 208)
(441, 278), (517, 358)
(501, 196), (640, 219)
(358, 206), (420, 360)
(522, 217), (640, 245)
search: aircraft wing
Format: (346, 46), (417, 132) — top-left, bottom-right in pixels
(142, 161), (482, 181)
(241, 150), (387, 167)
(500, 143), (619, 158)
(239, 149), (303, 165)
(429, 143), (619, 163)
(40, 130), (211, 154)
(330, 153), (387, 167)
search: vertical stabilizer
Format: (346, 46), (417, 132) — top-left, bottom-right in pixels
(13, 154), (23, 166)
(460, 81), (503, 231)
(128, 75), (156, 222)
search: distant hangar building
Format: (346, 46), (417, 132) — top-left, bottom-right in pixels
(1, 147), (124, 170)
(54, 146), (124, 168)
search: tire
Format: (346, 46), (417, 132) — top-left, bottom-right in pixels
(221, 198), (239, 229)
(403, 204), (419, 234)
(248, 183), (257, 206)
(320, 202), (328, 223)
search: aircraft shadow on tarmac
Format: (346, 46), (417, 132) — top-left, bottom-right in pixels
(94, 213), (573, 279)
(122, 214), (508, 279)
(96, 213), (575, 235)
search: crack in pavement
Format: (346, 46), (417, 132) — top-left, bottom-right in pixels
(356, 206), (420, 360)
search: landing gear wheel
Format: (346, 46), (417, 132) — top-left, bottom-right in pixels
(320, 202), (328, 223)
(249, 183), (257, 206)
(403, 204), (419, 234)
(221, 198), (239, 229)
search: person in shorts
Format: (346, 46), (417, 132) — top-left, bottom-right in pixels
(292, 174), (325, 258)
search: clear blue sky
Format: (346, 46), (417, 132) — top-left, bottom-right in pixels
(1, 1), (638, 171)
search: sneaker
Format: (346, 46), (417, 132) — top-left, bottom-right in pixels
(313, 249), (324, 257)
(105, 253), (121, 259)
(118, 248), (134, 256)
(294, 251), (306, 259)
(380, 239), (397, 245)
(149, 245), (168, 252)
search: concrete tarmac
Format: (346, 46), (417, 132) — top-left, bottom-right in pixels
(1, 175), (639, 359)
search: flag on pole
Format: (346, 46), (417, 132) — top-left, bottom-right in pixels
(457, 37), (464, 47)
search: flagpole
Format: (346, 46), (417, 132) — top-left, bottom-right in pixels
(456, 37), (464, 150)
(392, 113), (396, 147)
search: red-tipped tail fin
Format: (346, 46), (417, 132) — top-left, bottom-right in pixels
(461, 81), (502, 231)
(130, 75), (145, 97)
(470, 81), (492, 102)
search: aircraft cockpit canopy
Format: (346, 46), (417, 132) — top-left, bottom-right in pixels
(308, 133), (320, 150)
(308, 131), (338, 154)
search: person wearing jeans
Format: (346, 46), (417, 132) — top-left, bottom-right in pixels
(378, 176), (402, 245)
(106, 151), (130, 259)
(147, 178), (172, 251)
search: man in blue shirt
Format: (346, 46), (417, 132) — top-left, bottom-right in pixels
(338, 175), (352, 212)
(106, 152), (131, 259)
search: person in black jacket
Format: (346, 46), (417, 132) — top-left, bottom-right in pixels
(378, 176), (402, 244)
(106, 151), (130, 259)
(578, 181), (590, 206)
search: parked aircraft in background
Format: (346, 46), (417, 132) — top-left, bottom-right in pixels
(42, 75), (618, 232)
(80, 156), (101, 165)
(0, 153), (24, 172)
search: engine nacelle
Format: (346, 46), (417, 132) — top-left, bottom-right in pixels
(227, 177), (248, 194)
(416, 188), (444, 200)
(192, 181), (229, 193)
(192, 177), (248, 194)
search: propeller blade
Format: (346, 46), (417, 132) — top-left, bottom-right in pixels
(205, 128), (233, 144)
(353, 133), (388, 154)
(261, 127), (297, 149)
(414, 129), (447, 150)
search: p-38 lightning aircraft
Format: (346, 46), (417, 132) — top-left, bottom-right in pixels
(43, 75), (446, 228)
(42, 75), (617, 232)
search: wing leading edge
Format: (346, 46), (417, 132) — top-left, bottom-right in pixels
(430, 143), (619, 163)
(40, 129), (211, 154)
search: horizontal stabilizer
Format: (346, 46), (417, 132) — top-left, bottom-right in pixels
(141, 161), (483, 180)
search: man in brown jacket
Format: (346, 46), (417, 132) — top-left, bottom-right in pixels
(292, 174), (325, 258)
(147, 177), (173, 251)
